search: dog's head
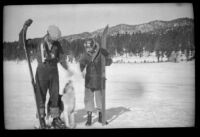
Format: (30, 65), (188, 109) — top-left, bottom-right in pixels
(63, 80), (74, 94)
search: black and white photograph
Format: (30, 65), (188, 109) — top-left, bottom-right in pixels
(3, 3), (195, 129)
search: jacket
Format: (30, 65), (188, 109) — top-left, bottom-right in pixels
(80, 48), (112, 90)
(18, 30), (68, 80)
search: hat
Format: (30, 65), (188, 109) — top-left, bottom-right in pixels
(47, 25), (61, 41)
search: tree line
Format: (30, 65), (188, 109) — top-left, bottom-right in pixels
(3, 25), (194, 62)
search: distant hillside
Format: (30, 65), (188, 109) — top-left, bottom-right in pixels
(62, 17), (193, 41)
(62, 32), (92, 41)
(3, 17), (194, 62)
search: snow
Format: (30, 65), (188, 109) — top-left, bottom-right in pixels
(112, 51), (191, 63)
(113, 52), (164, 63)
(3, 60), (195, 129)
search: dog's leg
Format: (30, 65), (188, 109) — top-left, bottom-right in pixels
(67, 112), (72, 128)
(69, 112), (76, 128)
(63, 107), (70, 128)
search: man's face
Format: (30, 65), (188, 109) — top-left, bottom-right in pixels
(85, 40), (94, 54)
(47, 33), (54, 43)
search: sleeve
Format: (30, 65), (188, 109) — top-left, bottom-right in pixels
(18, 28), (24, 48)
(79, 54), (89, 72)
(100, 48), (113, 66)
(18, 28), (36, 51)
(58, 42), (69, 70)
(105, 57), (113, 66)
(100, 48), (109, 57)
(18, 28), (29, 48)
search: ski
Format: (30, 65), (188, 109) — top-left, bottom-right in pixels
(100, 25), (109, 126)
(19, 19), (43, 129)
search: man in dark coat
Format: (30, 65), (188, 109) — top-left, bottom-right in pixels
(19, 25), (71, 129)
(79, 38), (112, 126)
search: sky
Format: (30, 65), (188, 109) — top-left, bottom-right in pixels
(3, 3), (193, 42)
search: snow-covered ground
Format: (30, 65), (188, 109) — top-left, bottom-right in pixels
(112, 51), (190, 63)
(3, 60), (195, 129)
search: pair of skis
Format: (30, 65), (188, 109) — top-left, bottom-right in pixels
(100, 25), (109, 126)
(20, 19), (44, 128)
(21, 19), (109, 127)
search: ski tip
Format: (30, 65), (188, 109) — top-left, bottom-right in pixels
(102, 25), (109, 36)
(105, 25), (109, 30)
(24, 19), (33, 27)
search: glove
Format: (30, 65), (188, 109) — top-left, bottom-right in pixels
(106, 58), (112, 66)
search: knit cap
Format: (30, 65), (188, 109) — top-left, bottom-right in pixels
(47, 25), (61, 41)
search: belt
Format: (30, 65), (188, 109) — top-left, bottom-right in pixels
(43, 60), (57, 65)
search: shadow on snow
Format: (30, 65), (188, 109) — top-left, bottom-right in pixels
(74, 106), (131, 125)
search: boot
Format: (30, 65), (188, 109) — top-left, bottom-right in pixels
(52, 117), (66, 129)
(98, 112), (102, 123)
(85, 111), (92, 126)
(98, 112), (108, 125)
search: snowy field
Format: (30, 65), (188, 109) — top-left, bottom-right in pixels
(4, 60), (195, 129)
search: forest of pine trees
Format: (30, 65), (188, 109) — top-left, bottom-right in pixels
(3, 25), (194, 62)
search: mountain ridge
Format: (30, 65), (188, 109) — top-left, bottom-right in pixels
(62, 17), (193, 41)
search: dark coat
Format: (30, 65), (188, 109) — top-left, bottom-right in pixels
(35, 39), (68, 80)
(19, 28), (68, 69)
(79, 48), (112, 90)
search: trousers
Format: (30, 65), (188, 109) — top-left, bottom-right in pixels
(84, 87), (103, 112)
(35, 64), (59, 118)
